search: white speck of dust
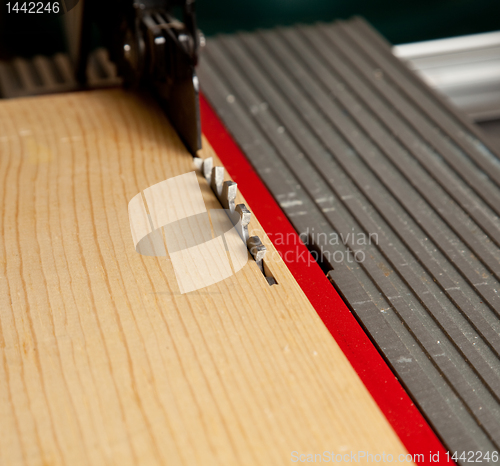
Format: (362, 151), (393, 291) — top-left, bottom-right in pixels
(397, 356), (412, 363)
(226, 94), (235, 104)
(280, 199), (303, 208)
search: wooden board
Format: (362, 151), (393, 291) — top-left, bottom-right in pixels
(0, 89), (409, 465)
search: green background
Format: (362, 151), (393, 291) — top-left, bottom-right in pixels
(197, 0), (500, 45)
(1, 0), (499, 59)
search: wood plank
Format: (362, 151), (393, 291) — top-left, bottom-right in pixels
(0, 89), (409, 465)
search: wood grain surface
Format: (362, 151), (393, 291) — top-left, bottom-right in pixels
(0, 89), (410, 465)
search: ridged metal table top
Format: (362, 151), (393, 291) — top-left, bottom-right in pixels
(199, 17), (500, 461)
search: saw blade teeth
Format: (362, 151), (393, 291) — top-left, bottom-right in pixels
(193, 158), (270, 280)
(235, 204), (251, 242)
(202, 157), (213, 184)
(235, 204), (251, 226)
(211, 166), (225, 197)
(221, 180), (237, 211)
(193, 156), (203, 170)
(247, 236), (267, 262)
